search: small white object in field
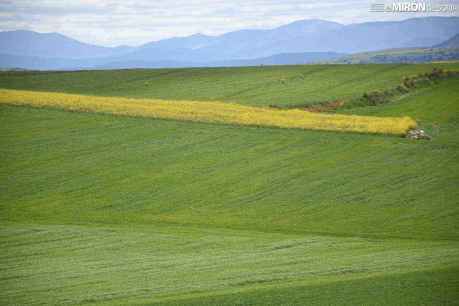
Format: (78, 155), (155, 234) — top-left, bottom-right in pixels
(406, 129), (431, 140)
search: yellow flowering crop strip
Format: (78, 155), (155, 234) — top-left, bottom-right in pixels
(0, 89), (416, 135)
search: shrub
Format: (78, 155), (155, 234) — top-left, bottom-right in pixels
(362, 90), (390, 106)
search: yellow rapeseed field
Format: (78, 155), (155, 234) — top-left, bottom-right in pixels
(0, 89), (417, 135)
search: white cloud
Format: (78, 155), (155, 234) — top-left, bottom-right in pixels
(0, 0), (457, 46)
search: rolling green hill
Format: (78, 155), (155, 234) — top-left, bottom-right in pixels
(1, 65), (458, 305)
(1, 63), (459, 107)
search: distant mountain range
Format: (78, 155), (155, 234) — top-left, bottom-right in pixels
(1, 17), (458, 70)
(0, 30), (133, 59)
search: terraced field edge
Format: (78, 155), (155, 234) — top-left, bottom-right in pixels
(0, 89), (416, 135)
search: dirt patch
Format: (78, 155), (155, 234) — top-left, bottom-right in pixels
(303, 100), (345, 112)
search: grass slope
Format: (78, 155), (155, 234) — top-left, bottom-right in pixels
(1, 65), (459, 305)
(340, 78), (459, 124)
(0, 63), (459, 107)
(1, 222), (458, 305)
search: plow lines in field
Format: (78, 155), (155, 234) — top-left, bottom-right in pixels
(0, 89), (416, 135)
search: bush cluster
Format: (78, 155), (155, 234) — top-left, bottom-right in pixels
(361, 67), (456, 106)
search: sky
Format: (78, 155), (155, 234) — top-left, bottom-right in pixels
(0, 0), (457, 47)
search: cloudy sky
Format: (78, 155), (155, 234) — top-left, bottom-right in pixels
(0, 0), (457, 46)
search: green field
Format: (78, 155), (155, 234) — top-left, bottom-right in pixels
(1, 63), (459, 107)
(1, 64), (459, 305)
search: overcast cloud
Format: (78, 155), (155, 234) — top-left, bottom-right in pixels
(0, 0), (457, 46)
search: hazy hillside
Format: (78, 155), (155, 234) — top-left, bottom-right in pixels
(215, 52), (346, 66)
(0, 17), (458, 70)
(0, 53), (103, 70)
(434, 34), (459, 48)
(0, 30), (133, 59)
(97, 52), (346, 69)
(336, 48), (459, 64)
